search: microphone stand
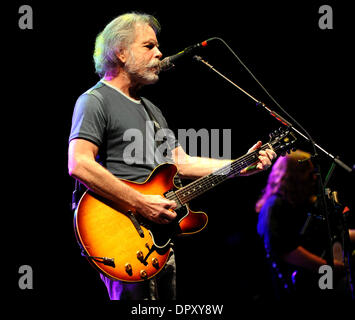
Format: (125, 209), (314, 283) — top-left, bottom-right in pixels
(193, 55), (352, 173)
(193, 55), (354, 298)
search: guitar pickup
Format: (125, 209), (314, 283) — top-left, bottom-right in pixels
(164, 190), (182, 209)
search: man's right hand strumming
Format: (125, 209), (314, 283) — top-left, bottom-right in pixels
(136, 194), (177, 224)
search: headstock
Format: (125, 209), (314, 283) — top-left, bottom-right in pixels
(269, 128), (297, 156)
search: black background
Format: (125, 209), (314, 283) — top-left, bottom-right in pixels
(6, 0), (354, 311)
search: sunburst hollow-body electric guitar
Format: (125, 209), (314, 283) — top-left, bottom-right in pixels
(74, 129), (297, 282)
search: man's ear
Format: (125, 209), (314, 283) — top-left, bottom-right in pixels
(116, 49), (127, 64)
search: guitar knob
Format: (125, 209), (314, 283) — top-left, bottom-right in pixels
(140, 270), (148, 279)
(136, 250), (144, 262)
(125, 263), (133, 276)
(152, 257), (159, 269)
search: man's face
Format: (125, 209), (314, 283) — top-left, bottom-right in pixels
(123, 23), (163, 85)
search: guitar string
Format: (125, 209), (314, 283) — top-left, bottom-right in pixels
(177, 151), (266, 204)
(176, 144), (272, 204)
(176, 139), (290, 204)
(179, 154), (258, 203)
(176, 148), (263, 203)
(165, 191), (181, 206)
(165, 132), (292, 205)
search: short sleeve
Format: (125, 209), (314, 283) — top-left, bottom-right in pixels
(69, 93), (107, 147)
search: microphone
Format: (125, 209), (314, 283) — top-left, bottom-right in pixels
(159, 38), (212, 72)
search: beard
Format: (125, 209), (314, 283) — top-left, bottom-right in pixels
(124, 52), (160, 86)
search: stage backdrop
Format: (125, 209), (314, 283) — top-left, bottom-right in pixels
(6, 0), (353, 305)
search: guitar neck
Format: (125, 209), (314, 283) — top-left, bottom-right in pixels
(175, 143), (272, 205)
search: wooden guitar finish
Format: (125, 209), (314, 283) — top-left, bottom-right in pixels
(74, 129), (297, 282)
(74, 163), (208, 282)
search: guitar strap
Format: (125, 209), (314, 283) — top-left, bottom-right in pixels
(140, 98), (183, 189)
(140, 97), (162, 136)
(71, 179), (81, 211)
(71, 95), (183, 211)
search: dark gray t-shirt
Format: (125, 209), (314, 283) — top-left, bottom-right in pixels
(69, 81), (179, 182)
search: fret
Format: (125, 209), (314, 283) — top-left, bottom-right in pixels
(175, 145), (271, 205)
(170, 129), (295, 208)
(176, 169), (230, 204)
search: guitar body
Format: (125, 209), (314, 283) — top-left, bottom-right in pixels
(74, 163), (208, 282)
(74, 129), (297, 282)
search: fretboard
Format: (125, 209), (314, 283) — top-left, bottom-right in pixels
(175, 143), (272, 205)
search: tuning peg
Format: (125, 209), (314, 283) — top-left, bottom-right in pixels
(271, 130), (279, 140)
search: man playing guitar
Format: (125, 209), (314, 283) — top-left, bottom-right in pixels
(68, 12), (276, 300)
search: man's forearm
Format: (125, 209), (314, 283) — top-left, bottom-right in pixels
(69, 157), (144, 211)
(176, 156), (265, 180)
(173, 142), (274, 180)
